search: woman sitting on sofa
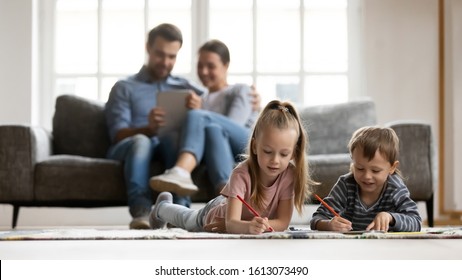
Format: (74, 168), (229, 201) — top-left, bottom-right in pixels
(150, 39), (258, 203)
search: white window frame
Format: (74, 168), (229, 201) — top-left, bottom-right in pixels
(38, 0), (362, 129)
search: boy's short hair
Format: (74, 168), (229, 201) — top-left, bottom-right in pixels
(348, 126), (400, 165)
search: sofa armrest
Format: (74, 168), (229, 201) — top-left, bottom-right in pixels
(385, 121), (436, 202)
(0, 125), (52, 201)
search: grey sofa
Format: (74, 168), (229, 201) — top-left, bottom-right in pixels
(0, 95), (435, 228)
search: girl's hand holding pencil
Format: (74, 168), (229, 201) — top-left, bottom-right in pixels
(237, 195), (274, 233)
(249, 217), (273, 234)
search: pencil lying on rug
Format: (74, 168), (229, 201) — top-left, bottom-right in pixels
(236, 195), (274, 232)
(314, 194), (340, 217)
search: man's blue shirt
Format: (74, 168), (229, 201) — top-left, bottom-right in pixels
(105, 66), (206, 143)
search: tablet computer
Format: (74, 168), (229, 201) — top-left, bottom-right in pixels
(156, 89), (190, 136)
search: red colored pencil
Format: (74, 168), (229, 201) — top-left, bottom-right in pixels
(314, 194), (340, 217)
(236, 195), (274, 232)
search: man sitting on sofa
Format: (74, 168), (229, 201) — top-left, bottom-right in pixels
(105, 23), (207, 229)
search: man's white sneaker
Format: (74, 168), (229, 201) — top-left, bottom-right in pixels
(149, 169), (199, 196)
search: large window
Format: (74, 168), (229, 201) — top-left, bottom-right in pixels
(46, 0), (349, 110)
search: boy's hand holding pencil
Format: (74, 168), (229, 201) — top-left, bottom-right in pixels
(314, 194), (352, 232)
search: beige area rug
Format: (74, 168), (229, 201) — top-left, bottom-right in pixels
(1, 227), (462, 240)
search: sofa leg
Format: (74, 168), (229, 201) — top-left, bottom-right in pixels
(12, 205), (20, 229)
(425, 194), (434, 228)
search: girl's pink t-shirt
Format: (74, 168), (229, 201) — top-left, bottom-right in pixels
(204, 162), (295, 226)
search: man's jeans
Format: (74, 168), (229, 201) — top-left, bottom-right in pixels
(107, 135), (158, 218)
(107, 134), (190, 217)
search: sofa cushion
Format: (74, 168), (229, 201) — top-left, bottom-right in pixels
(34, 154), (211, 205)
(35, 155), (126, 202)
(299, 100), (377, 155)
(53, 95), (110, 158)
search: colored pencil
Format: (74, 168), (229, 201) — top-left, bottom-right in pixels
(314, 194), (340, 217)
(236, 195), (274, 232)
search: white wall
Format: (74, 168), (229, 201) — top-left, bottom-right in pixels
(361, 0), (439, 127)
(444, 0), (462, 211)
(0, 0), (38, 125)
